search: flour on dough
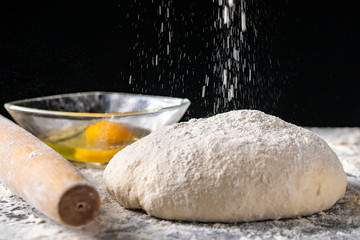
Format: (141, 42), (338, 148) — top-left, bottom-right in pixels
(103, 110), (347, 222)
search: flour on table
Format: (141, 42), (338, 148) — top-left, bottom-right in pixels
(104, 110), (347, 222)
(2, 126), (360, 239)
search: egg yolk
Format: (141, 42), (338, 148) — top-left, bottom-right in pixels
(74, 148), (122, 163)
(73, 121), (134, 163)
(85, 120), (134, 146)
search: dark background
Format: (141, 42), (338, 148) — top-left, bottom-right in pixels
(0, 0), (359, 126)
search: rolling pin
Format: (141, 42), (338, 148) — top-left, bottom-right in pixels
(0, 115), (100, 226)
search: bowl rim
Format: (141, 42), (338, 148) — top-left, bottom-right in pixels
(4, 91), (191, 118)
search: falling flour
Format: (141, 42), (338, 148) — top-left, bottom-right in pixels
(124, 1), (283, 118)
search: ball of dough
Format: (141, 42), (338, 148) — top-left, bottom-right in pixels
(103, 110), (347, 222)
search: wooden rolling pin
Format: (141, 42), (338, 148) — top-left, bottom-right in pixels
(0, 115), (100, 226)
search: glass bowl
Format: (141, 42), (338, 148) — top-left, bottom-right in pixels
(4, 92), (191, 167)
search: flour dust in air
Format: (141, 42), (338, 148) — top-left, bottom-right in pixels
(122, 1), (282, 117)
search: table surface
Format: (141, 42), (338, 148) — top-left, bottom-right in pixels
(2, 128), (360, 240)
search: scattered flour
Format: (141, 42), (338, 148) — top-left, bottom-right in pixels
(2, 125), (360, 239)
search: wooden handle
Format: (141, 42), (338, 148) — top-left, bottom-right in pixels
(0, 115), (100, 226)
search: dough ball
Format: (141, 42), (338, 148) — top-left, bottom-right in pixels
(103, 110), (347, 222)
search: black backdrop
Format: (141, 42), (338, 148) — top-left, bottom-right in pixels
(0, 0), (359, 126)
